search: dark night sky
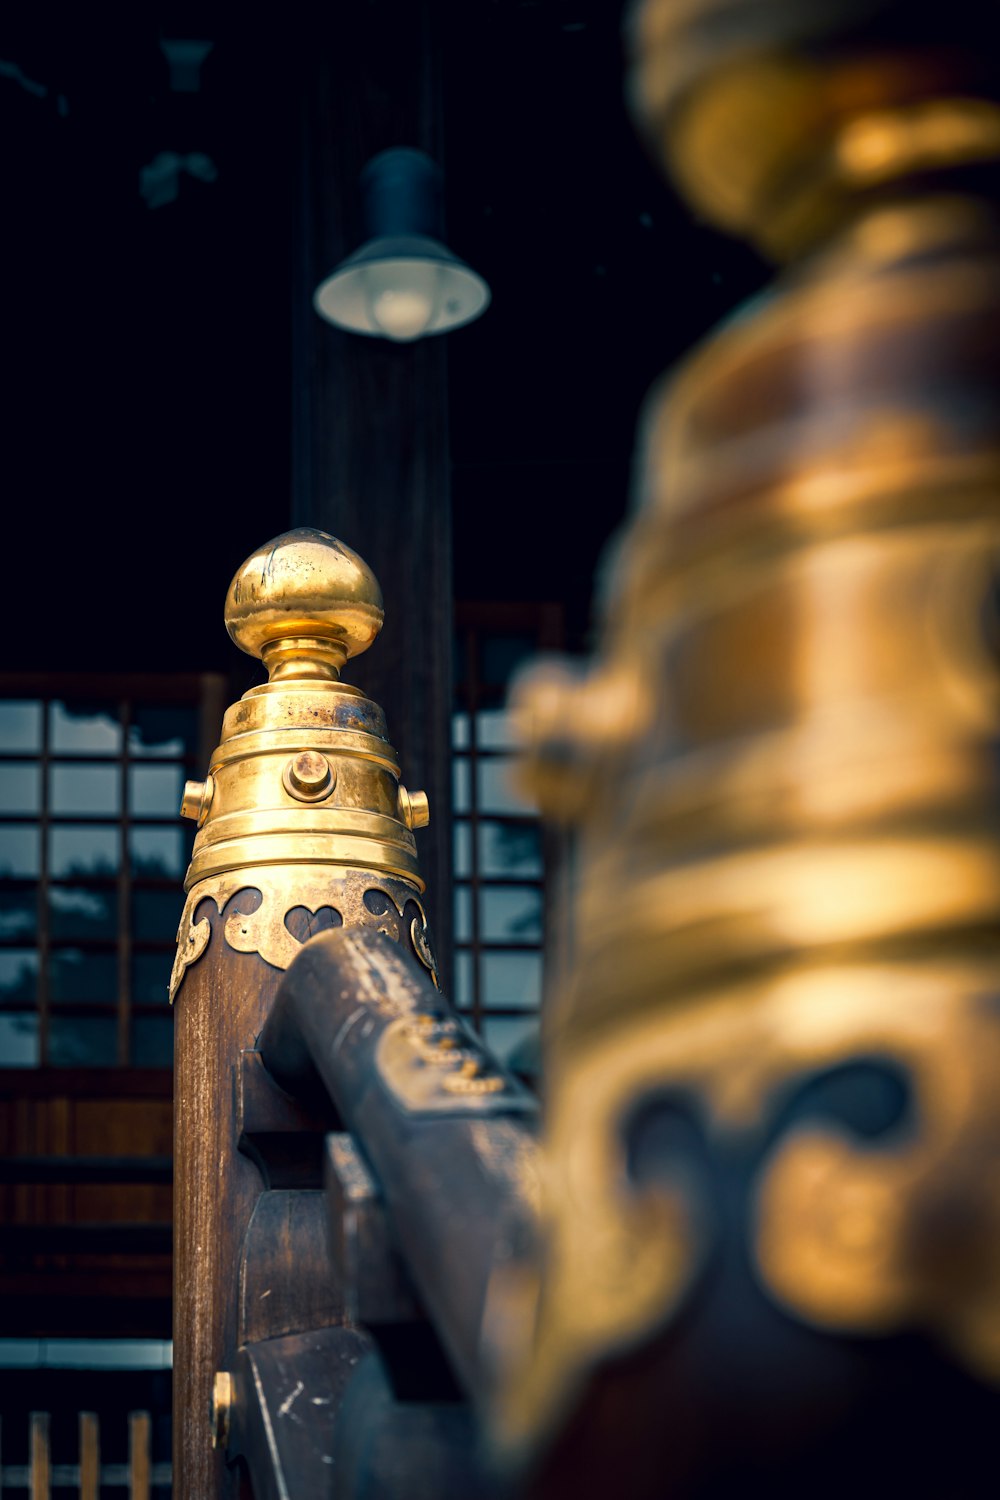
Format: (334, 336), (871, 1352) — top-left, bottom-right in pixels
(2, 3), (768, 673)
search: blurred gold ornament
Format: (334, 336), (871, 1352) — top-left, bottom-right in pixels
(493, 0), (1000, 1460)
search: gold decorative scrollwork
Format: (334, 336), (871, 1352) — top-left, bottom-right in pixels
(169, 905), (212, 1003)
(410, 913), (441, 989)
(751, 971), (1000, 1383)
(169, 864), (438, 1002)
(224, 891), (307, 971)
(491, 959), (1000, 1454)
(487, 1001), (704, 1455)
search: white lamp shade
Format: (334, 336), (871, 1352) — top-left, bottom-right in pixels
(313, 234), (491, 341)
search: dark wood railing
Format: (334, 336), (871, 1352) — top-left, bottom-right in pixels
(208, 926), (537, 1499)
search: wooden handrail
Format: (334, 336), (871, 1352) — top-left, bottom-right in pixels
(257, 925), (538, 1405)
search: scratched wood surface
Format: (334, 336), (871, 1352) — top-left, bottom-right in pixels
(172, 903), (283, 1500)
(239, 1189), (343, 1346)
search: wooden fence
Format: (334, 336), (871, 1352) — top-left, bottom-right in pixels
(0, 1412), (170, 1496)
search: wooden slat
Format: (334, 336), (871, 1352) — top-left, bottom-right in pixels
(78, 1413), (99, 1500)
(117, 697), (132, 1068)
(0, 1069), (173, 1101)
(36, 700), (50, 1067)
(0, 1155), (173, 1185)
(129, 1411), (151, 1500)
(29, 1413), (50, 1500)
(2, 1222), (172, 1255)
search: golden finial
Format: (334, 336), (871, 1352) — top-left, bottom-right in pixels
(171, 525), (433, 989)
(225, 527), (384, 684)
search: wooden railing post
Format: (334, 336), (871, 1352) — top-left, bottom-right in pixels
(28, 1413), (49, 1500)
(78, 1413), (99, 1500)
(128, 1412), (151, 1500)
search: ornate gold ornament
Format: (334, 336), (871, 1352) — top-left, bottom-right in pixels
(169, 865), (438, 1002)
(490, 963), (1000, 1451)
(494, 0), (1000, 1463)
(170, 528), (436, 999)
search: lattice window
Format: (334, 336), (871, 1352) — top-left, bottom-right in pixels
(0, 630), (565, 1074)
(452, 604), (563, 1071)
(0, 677), (224, 1068)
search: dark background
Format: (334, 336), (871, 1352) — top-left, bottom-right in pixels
(4, 14), (998, 1494)
(2, 1), (767, 676)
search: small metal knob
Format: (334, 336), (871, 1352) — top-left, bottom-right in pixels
(211, 1370), (232, 1449)
(180, 776), (214, 825)
(283, 750), (336, 802)
(398, 786), (430, 829)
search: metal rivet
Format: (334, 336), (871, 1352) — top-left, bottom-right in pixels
(211, 1370), (233, 1449)
(180, 775), (214, 826)
(398, 785), (430, 829)
(282, 751), (335, 802)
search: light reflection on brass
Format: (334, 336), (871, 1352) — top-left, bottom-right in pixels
(180, 775), (214, 826)
(751, 974), (1000, 1379)
(397, 784), (430, 830)
(225, 529), (383, 680)
(281, 749), (335, 802)
(836, 101), (1000, 188)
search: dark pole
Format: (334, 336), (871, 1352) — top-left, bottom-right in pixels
(290, 0), (454, 995)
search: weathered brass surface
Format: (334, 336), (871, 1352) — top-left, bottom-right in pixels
(495, 0), (1000, 1462)
(397, 784), (430, 830)
(169, 865), (439, 1002)
(171, 528), (435, 998)
(210, 1372), (232, 1451)
(281, 749), (335, 801)
(225, 528), (383, 679)
(181, 776), (215, 825)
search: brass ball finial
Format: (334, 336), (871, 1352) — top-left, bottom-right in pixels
(225, 528), (384, 683)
